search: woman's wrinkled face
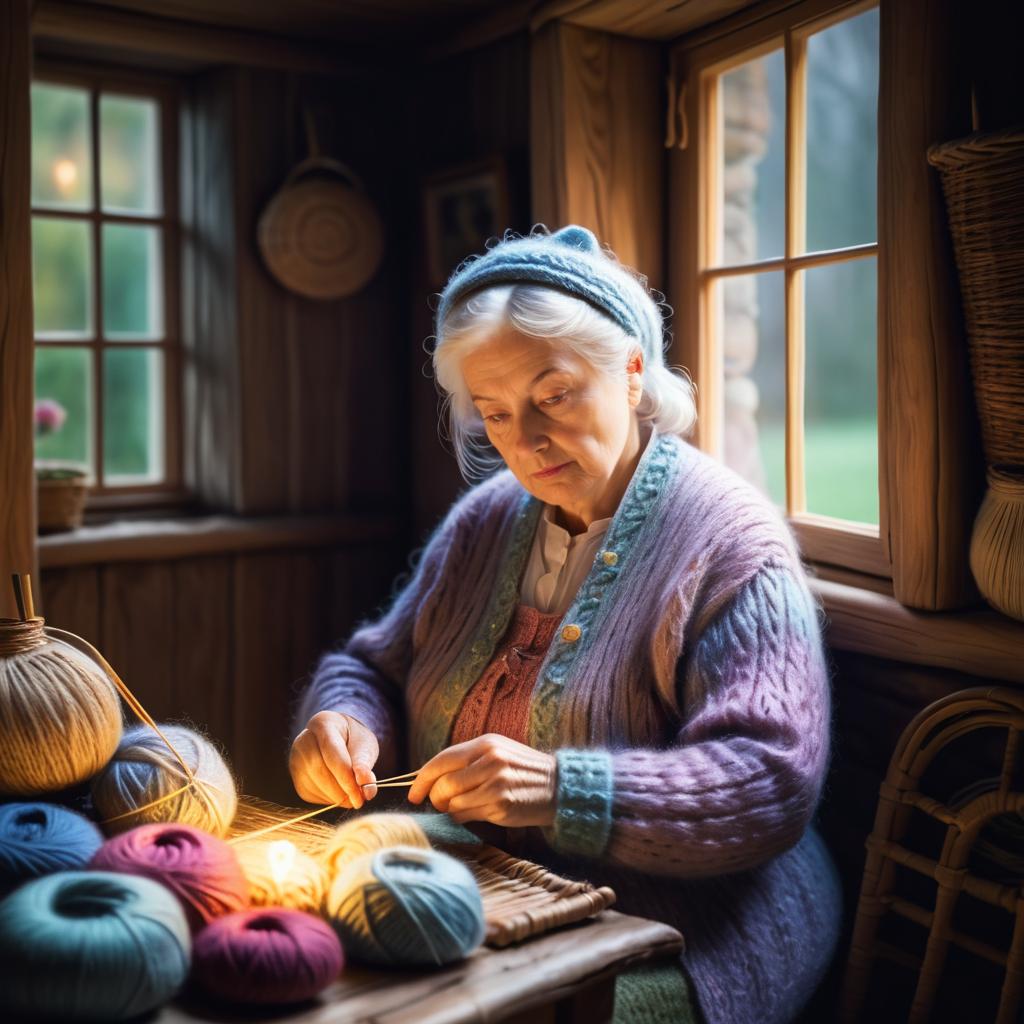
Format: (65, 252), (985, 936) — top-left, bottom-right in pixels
(461, 327), (643, 530)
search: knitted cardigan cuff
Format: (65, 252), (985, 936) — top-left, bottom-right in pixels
(548, 748), (614, 857)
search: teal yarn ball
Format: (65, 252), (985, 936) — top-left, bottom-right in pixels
(325, 845), (485, 967)
(0, 802), (103, 895)
(0, 870), (191, 1021)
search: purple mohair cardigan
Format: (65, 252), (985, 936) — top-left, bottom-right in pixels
(295, 432), (842, 1024)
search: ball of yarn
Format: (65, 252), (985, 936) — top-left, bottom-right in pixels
(325, 845), (485, 966)
(90, 723), (237, 836)
(322, 812), (430, 878)
(0, 869), (190, 1020)
(90, 823), (248, 933)
(0, 802), (103, 895)
(192, 908), (343, 1005)
(0, 621), (122, 797)
(234, 840), (326, 913)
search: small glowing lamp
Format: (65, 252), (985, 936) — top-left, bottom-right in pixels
(267, 839), (297, 888)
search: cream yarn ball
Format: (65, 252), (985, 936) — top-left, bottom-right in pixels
(91, 724), (237, 837)
(0, 619), (122, 797)
(321, 812), (431, 878)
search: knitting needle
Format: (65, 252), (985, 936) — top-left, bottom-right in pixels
(361, 768), (419, 789)
(22, 575), (36, 619)
(11, 575), (27, 621)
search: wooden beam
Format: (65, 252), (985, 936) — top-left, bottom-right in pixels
(0, 0), (38, 619)
(31, 0), (363, 76)
(529, 21), (665, 284)
(814, 578), (1024, 686)
(878, 0), (980, 610)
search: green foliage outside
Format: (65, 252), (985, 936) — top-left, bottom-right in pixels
(31, 82), (160, 482)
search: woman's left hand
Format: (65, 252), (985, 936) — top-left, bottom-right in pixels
(407, 734), (557, 828)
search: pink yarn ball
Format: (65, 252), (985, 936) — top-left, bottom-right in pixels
(90, 823), (248, 933)
(192, 909), (343, 1004)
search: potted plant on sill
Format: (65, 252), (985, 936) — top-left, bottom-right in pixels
(34, 398), (88, 533)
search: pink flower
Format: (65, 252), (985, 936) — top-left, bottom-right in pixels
(34, 398), (67, 437)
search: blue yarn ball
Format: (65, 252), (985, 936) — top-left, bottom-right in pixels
(0, 802), (103, 895)
(0, 870), (191, 1020)
(325, 844), (485, 966)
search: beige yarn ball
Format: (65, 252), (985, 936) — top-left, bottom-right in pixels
(91, 723), (238, 837)
(234, 840), (326, 913)
(322, 813), (431, 878)
(0, 619), (122, 797)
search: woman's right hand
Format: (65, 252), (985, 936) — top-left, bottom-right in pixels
(289, 711), (379, 808)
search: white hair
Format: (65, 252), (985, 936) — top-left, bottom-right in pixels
(432, 284), (698, 481)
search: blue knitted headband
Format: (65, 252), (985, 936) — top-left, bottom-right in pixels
(434, 225), (666, 365)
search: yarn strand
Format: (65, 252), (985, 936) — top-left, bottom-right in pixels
(44, 626), (197, 787)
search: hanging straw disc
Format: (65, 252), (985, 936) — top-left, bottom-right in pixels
(258, 157), (384, 301)
(0, 618), (122, 797)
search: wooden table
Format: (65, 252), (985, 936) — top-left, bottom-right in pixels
(159, 910), (684, 1024)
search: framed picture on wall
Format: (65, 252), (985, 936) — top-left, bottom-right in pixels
(422, 157), (510, 288)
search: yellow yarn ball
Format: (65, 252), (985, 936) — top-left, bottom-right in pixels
(91, 724), (238, 837)
(321, 813), (431, 878)
(0, 621), (122, 797)
(234, 840), (326, 913)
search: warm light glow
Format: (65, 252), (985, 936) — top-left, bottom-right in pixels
(53, 158), (78, 191)
(267, 840), (296, 887)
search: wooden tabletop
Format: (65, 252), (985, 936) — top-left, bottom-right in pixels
(159, 909), (684, 1024)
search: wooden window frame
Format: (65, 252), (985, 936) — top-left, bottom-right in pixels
(669, 0), (888, 579)
(31, 59), (184, 511)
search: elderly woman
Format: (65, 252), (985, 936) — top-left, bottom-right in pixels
(290, 225), (841, 1024)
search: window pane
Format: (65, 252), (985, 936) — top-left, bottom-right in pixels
(31, 82), (92, 211)
(100, 94), (161, 215)
(806, 8), (880, 252)
(32, 216), (93, 338)
(102, 224), (163, 339)
(34, 346), (93, 476)
(103, 347), (163, 483)
(805, 257), (877, 523)
(718, 271), (786, 509)
(718, 47), (785, 265)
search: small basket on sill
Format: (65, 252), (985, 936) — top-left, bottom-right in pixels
(36, 468), (88, 533)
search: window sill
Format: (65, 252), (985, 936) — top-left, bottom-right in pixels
(810, 575), (1024, 685)
(37, 513), (399, 569)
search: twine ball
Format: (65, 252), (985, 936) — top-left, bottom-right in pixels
(90, 823), (248, 933)
(0, 802), (103, 895)
(0, 618), (122, 797)
(322, 812), (431, 878)
(0, 870), (190, 1020)
(325, 845), (485, 966)
(234, 840), (326, 913)
(90, 723), (237, 836)
(192, 908), (343, 1005)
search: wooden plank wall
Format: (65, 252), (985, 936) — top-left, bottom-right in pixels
(0, 0), (37, 616)
(40, 543), (398, 804)
(183, 64), (410, 517)
(406, 33), (533, 540)
(530, 21), (665, 288)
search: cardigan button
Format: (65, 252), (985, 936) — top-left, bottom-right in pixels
(561, 623), (582, 643)
(601, 550), (618, 566)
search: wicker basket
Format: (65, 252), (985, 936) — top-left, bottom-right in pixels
(36, 470), (88, 533)
(928, 129), (1024, 620)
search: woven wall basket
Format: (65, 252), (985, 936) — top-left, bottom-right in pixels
(258, 156), (385, 301)
(929, 129), (1024, 621)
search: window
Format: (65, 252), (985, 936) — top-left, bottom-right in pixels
(671, 0), (885, 576)
(30, 66), (180, 502)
